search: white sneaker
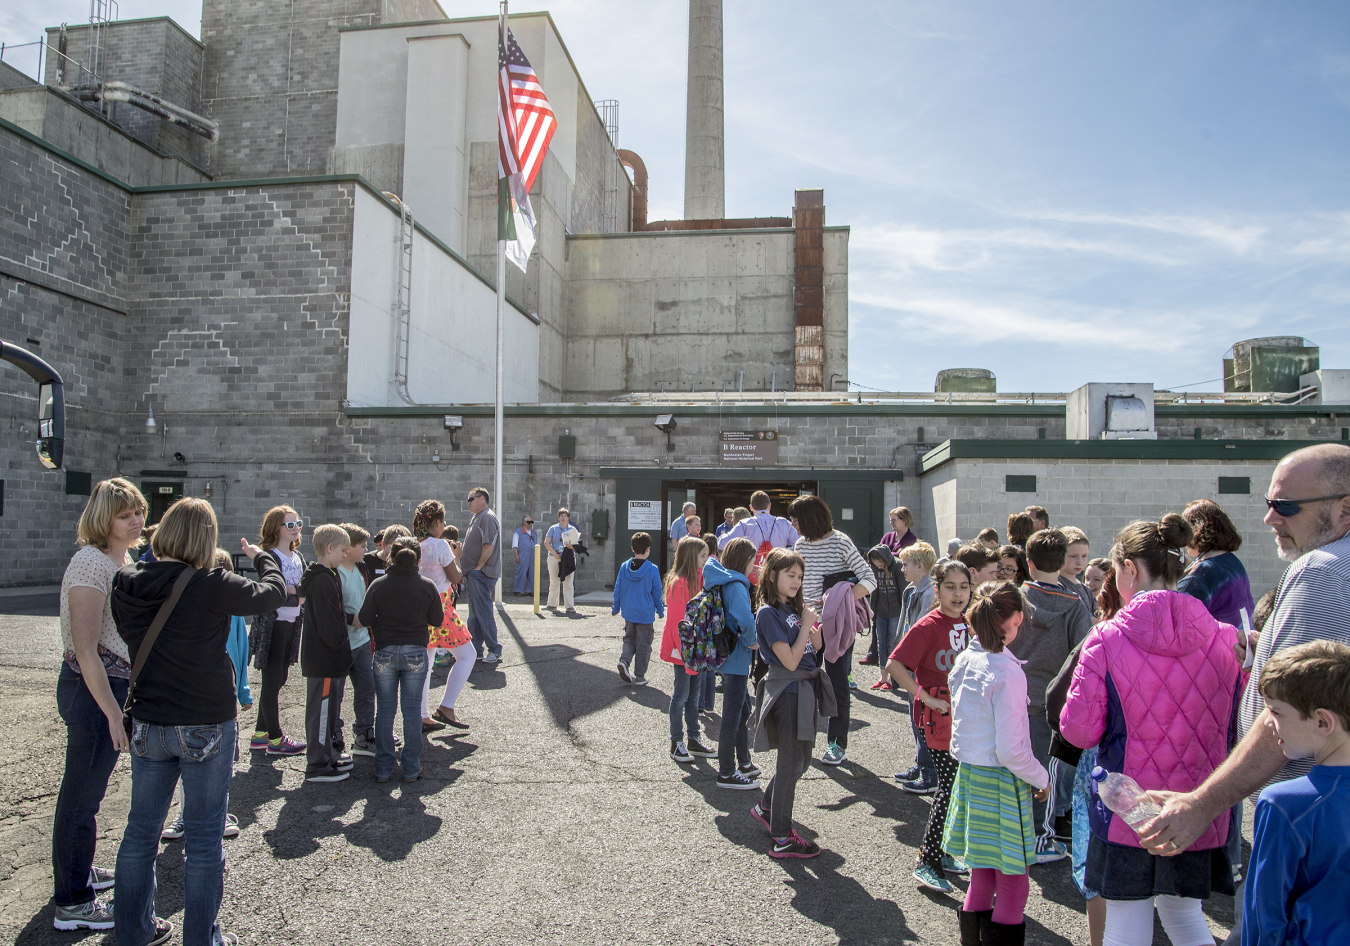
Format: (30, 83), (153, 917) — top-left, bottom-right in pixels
(53, 898), (114, 931)
(161, 817), (185, 841)
(480, 653), (501, 664)
(222, 813), (240, 838)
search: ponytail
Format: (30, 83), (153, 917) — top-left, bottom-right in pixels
(388, 536), (422, 575)
(1110, 513), (1193, 587)
(967, 580), (1027, 652)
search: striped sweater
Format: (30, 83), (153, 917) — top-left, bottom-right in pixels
(795, 531), (877, 609)
(1239, 530), (1350, 784)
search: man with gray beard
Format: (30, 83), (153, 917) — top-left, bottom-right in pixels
(1137, 443), (1350, 943)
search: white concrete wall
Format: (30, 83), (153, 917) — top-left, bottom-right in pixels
(929, 457), (1288, 595)
(402, 33), (470, 255)
(823, 227), (850, 392)
(347, 187), (539, 406)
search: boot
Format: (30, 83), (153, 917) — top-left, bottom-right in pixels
(957, 909), (992, 946)
(980, 917), (1026, 946)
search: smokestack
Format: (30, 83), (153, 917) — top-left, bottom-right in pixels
(684, 0), (724, 220)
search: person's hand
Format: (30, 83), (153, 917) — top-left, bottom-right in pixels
(298, 597), (306, 606)
(1136, 790), (1212, 855)
(921, 692), (950, 714)
(107, 714), (129, 752)
(803, 606), (820, 628)
(240, 538), (263, 560)
(285, 584), (297, 596)
(809, 625), (824, 652)
(1234, 630), (1259, 666)
(1033, 784), (1051, 802)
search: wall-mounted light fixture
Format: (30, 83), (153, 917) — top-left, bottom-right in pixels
(654, 414), (677, 452)
(443, 414), (463, 450)
(144, 406), (168, 456)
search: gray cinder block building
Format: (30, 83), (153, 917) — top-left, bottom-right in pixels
(1, 1), (1346, 599)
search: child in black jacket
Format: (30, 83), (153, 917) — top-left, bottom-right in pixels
(299, 525), (356, 782)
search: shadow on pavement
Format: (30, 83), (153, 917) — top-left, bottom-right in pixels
(779, 853), (917, 946)
(499, 609), (667, 731)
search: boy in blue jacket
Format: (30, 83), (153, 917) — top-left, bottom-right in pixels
(614, 532), (664, 686)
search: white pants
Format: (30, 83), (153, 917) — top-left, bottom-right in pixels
(421, 642), (476, 717)
(1103, 895), (1214, 946)
(547, 554), (574, 608)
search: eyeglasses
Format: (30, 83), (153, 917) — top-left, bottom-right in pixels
(1264, 494), (1348, 517)
(283, 519), (304, 529)
(524, 520), (534, 525)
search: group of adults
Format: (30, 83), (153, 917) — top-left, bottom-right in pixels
(508, 508), (585, 610)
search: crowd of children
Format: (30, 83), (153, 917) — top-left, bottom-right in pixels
(614, 495), (1350, 946)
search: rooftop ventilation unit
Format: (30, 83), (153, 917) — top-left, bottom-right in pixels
(1067, 383), (1158, 441)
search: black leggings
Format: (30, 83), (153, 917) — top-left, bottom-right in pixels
(919, 748), (960, 872)
(256, 619), (297, 739)
(823, 642), (854, 750)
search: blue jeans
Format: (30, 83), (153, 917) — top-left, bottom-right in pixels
(874, 615), (901, 671)
(898, 691), (937, 783)
(373, 645), (427, 780)
(699, 670), (716, 711)
(668, 666), (700, 742)
(718, 673), (753, 775)
(465, 570), (501, 659)
(53, 665), (129, 907)
(116, 718), (236, 946)
(344, 642), (375, 741)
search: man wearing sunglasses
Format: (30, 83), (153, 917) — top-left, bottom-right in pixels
(462, 488), (503, 664)
(1139, 443), (1350, 941)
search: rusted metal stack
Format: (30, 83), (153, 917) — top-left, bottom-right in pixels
(793, 189), (825, 392)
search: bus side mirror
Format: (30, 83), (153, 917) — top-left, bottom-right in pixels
(36, 381), (64, 470)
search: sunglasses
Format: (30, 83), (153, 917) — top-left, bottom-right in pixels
(283, 519), (304, 529)
(524, 520), (534, 525)
(1264, 494), (1348, 517)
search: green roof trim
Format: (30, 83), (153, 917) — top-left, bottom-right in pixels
(917, 438), (1333, 474)
(344, 402), (1069, 418)
(599, 467), (896, 482)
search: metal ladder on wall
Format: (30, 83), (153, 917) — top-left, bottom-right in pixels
(393, 196), (415, 405)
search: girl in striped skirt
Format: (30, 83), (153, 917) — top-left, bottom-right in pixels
(943, 581), (1050, 946)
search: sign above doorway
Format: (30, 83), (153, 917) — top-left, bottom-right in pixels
(720, 430), (779, 466)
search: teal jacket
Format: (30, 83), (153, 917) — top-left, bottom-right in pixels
(702, 559), (757, 676)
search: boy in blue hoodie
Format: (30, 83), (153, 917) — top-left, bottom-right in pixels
(614, 532), (664, 686)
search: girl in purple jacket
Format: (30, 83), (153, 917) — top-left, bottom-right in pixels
(1062, 515), (1245, 946)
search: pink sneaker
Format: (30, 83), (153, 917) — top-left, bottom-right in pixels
(266, 735), (306, 756)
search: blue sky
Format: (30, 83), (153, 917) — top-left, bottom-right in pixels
(6, 0), (1349, 393)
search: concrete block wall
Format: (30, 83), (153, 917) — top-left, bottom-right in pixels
(43, 18), (206, 169)
(936, 456), (1290, 596)
(1, 89), (211, 187)
(200, 0), (446, 179)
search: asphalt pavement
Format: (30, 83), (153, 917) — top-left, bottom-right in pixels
(0, 601), (1241, 944)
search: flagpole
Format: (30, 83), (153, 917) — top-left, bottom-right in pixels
(494, 0), (508, 608)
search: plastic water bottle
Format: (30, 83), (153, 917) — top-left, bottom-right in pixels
(1091, 766), (1161, 832)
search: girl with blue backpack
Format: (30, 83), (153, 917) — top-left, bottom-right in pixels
(701, 537), (762, 791)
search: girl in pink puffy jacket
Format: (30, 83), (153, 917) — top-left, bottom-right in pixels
(1061, 514), (1245, 946)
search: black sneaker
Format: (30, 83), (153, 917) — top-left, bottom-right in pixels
(686, 738), (717, 758)
(1054, 814), (1073, 842)
(750, 802), (771, 831)
(894, 765), (921, 782)
(738, 761), (762, 777)
(617, 661), (633, 684)
(770, 830), (821, 859)
(351, 733), (376, 757)
(670, 740), (694, 763)
(717, 770), (761, 791)
(148, 917), (175, 946)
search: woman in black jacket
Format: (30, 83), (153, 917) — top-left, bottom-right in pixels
(358, 537), (443, 782)
(110, 498), (285, 946)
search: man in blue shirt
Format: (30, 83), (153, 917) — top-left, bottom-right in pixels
(669, 502), (696, 552)
(715, 508), (736, 539)
(717, 491), (799, 552)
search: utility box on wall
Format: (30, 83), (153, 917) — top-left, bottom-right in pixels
(558, 435), (576, 459)
(1066, 383), (1158, 441)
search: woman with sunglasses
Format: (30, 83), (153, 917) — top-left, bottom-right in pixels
(247, 506), (308, 756)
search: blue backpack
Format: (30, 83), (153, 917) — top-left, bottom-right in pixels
(678, 585), (735, 672)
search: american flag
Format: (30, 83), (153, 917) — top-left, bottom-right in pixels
(498, 25), (555, 194)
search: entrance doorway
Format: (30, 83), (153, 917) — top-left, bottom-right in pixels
(660, 479), (817, 575)
(141, 480), (183, 524)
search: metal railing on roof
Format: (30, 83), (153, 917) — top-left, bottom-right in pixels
(607, 389), (1327, 407)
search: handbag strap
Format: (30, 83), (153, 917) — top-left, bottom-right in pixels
(128, 566), (197, 686)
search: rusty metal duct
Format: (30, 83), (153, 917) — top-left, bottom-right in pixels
(617, 149), (647, 230)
